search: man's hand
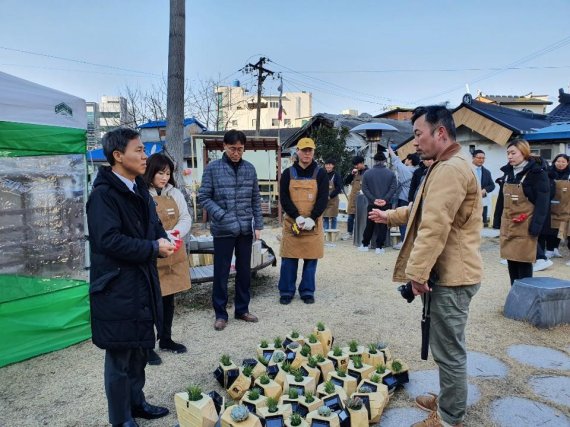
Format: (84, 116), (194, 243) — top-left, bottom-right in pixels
(411, 280), (431, 296)
(158, 238), (175, 258)
(374, 199), (387, 207)
(254, 229), (261, 240)
(303, 217), (316, 230)
(481, 189), (487, 197)
(296, 216), (305, 227)
(352, 168), (358, 175)
(368, 208), (388, 224)
(388, 147), (395, 156)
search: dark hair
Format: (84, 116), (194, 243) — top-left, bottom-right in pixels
(411, 105), (456, 140)
(325, 158), (336, 165)
(102, 128), (140, 165)
(374, 151), (386, 162)
(472, 149), (485, 157)
(553, 153), (570, 165)
(406, 153), (421, 166)
(224, 129), (247, 145)
(143, 153), (176, 188)
(352, 155), (365, 165)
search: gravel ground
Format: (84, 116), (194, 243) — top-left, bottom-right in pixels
(0, 225), (569, 426)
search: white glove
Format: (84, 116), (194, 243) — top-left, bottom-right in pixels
(303, 217), (316, 230)
(296, 216), (305, 227)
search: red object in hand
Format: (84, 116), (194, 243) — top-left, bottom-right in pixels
(512, 213), (528, 223)
(170, 229), (182, 251)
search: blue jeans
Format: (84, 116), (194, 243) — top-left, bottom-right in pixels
(212, 234), (253, 320)
(278, 258), (318, 298)
(323, 217), (337, 230)
(347, 214), (355, 234)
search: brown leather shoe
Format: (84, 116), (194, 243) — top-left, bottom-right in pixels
(214, 318), (227, 331)
(416, 392), (438, 412)
(235, 312), (258, 322)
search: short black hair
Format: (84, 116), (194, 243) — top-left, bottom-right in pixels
(352, 155), (365, 165)
(224, 129), (247, 145)
(325, 158), (336, 165)
(143, 153), (176, 188)
(102, 128), (140, 165)
(472, 149), (485, 157)
(411, 105), (456, 140)
(406, 153), (421, 166)
(374, 151), (386, 162)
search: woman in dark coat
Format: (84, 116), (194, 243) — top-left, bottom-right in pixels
(542, 154), (570, 257)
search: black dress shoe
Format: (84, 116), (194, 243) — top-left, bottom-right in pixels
(159, 338), (187, 353)
(112, 420), (139, 427)
(132, 401), (169, 419)
(147, 349), (162, 366)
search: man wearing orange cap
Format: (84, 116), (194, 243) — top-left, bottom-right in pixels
(278, 137), (329, 304)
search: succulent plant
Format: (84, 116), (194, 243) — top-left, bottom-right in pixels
(288, 387), (299, 399)
(248, 388), (261, 400)
(336, 367), (347, 377)
(367, 343), (378, 354)
(307, 356), (318, 368)
(257, 355), (269, 366)
(186, 385), (202, 401)
(377, 342), (388, 350)
(290, 413), (303, 427)
(304, 391), (315, 403)
(260, 339), (269, 348)
(291, 368), (304, 383)
(221, 354), (232, 366)
(230, 405), (250, 422)
(323, 381), (336, 394)
(266, 397), (279, 413)
(348, 340), (359, 352)
(242, 365), (254, 377)
(281, 362), (292, 373)
(274, 337), (283, 348)
(345, 396), (363, 410)
(375, 364), (386, 374)
(308, 333), (318, 344)
(291, 330), (300, 339)
(351, 355), (363, 369)
(315, 354), (326, 363)
(391, 360), (403, 373)
(359, 385), (373, 393)
(318, 406), (332, 417)
(288, 342), (300, 350)
(300, 344), (311, 357)
(332, 346), (343, 357)
(316, 321), (326, 332)
(259, 374), (270, 385)
(272, 350), (286, 363)
(369, 374), (381, 383)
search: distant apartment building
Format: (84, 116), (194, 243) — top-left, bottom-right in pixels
(86, 102), (100, 150)
(475, 92), (552, 114)
(215, 81), (312, 131)
(99, 96), (131, 137)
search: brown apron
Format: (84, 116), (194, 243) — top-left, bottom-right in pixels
(347, 172), (363, 215)
(323, 174), (339, 218)
(499, 176), (537, 263)
(551, 180), (570, 237)
(154, 195), (192, 296)
(280, 167), (324, 259)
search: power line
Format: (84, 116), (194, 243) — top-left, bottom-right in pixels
(286, 65), (570, 74)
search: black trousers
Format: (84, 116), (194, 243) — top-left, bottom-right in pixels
(507, 260), (533, 286)
(104, 348), (146, 424)
(212, 234), (253, 320)
(160, 294), (175, 341)
(362, 204), (388, 248)
(482, 206), (489, 226)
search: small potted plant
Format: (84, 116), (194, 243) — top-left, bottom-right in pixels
(174, 385), (219, 427)
(291, 344), (310, 369)
(327, 345), (349, 370)
(254, 373), (283, 400)
(306, 405), (340, 427)
(286, 342), (305, 369)
(228, 365), (254, 400)
(297, 390), (322, 417)
(279, 387), (301, 413)
(351, 383), (389, 424)
(284, 330), (305, 347)
(357, 373), (389, 398)
(240, 387), (268, 415)
(313, 322), (334, 354)
(257, 339), (276, 362)
(344, 397), (368, 427)
(243, 358), (267, 380)
(274, 361), (292, 388)
(285, 368), (317, 395)
(326, 367), (357, 396)
(257, 397), (293, 424)
(346, 356), (374, 385)
(274, 337), (285, 350)
(306, 333), (324, 356)
(376, 342), (392, 364)
(316, 380), (348, 402)
(300, 356), (321, 385)
(221, 404), (262, 427)
(285, 412), (308, 427)
(267, 350), (286, 379)
(361, 343), (385, 368)
(387, 359), (409, 386)
(315, 353), (335, 381)
(342, 340), (365, 358)
(215, 354), (240, 389)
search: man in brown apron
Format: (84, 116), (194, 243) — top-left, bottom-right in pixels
(342, 156), (368, 240)
(323, 159), (342, 230)
(278, 138), (329, 305)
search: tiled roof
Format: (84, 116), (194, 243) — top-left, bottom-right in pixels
(547, 89), (570, 123)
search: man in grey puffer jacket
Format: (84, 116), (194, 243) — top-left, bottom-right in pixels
(198, 130), (263, 331)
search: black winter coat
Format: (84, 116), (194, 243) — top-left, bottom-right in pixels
(87, 167), (167, 350)
(493, 158), (550, 236)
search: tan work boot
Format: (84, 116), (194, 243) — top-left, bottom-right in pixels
(411, 411), (463, 427)
(415, 392), (438, 412)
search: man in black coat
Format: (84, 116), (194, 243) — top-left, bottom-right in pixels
(87, 128), (175, 427)
(472, 149), (495, 227)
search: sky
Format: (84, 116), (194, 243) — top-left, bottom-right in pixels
(1, 0), (570, 117)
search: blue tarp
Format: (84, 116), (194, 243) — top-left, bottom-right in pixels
(87, 142), (163, 162)
(525, 122), (570, 141)
(138, 117), (207, 130)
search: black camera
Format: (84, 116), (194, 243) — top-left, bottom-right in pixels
(398, 279), (434, 303)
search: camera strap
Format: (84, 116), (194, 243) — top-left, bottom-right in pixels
(421, 292), (431, 360)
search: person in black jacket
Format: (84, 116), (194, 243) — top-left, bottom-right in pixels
(471, 149), (495, 227)
(494, 139), (550, 285)
(87, 128), (174, 426)
(408, 159), (434, 201)
(322, 159), (343, 230)
(541, 154), (570, 257)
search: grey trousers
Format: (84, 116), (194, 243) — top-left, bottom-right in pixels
(429, 283), (480, 426)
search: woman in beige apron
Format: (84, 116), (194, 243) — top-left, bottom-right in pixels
(544, 154), (570, 260)
(495, 140), (550, 285)
(143, 154), (192, 364)
(343, 156), (367, 239)
(278, 138), (328, 304)
(322, 159), (342, 230)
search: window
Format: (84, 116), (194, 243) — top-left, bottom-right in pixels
(270, 101), (279, 108)
(530, 148), (552, 161)
(100, 112), (120, 119)
(284, 119), (291, 126)
(272, 119), (279, 127)
(231, 120), (238, 126)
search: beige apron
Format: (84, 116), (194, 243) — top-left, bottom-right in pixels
(323, 174), (339, 218)
(347, 172), (362, 215)
(280, 168), (324, 259)
(155, 195), (192, 296)
(550, 180), (570, 238)
(499, 175), (537, 263)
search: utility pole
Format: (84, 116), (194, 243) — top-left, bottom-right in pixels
(244, 57), (274, 136)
